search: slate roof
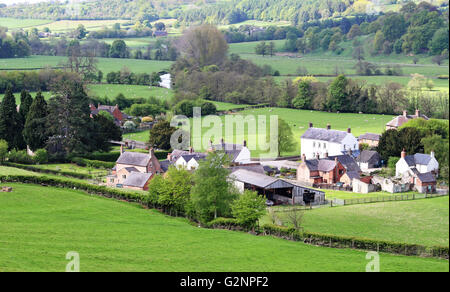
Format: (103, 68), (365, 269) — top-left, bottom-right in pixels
(212, 143), (243, 151)
(386, 113), (429, 128)
(416, 172), (436, 183)
(327, 155), (361, 172)
(124, 167), (139, 173)
(304, 159), (337, 172)
(358, 133), (381, 141)
(116, 152), (151, 167)
(180, 153), (207, 163)
(159, 160), (171, 172)
(404, 153), (433, 166)
(301, 128), (350, 143)
(345, 171), (361, 180)
(230, 164), (265, 175)
(123, 172), (152, 188)
(230, 169), (278, 188)
(356, 150), (381, 163)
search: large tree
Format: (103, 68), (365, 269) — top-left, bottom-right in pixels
(190, 152), (238, 222)
(148, 120), (176, 150)
(23, 91), (49, 151)
(46, 79), (95, 154)
(0, 87), (20, 150)
(275, 118), (297, 157)
(177, 25), (228, 68)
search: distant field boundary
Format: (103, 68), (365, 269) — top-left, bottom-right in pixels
(343, 192), (448, 206)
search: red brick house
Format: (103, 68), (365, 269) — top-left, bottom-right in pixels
(297, 155), (346, 184)
(90, 104), (125, 125)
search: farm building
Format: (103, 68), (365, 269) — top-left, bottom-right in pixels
(210, 139), (251, 164)
(356, 150), (382, 171)
(386, 109), (429, 130)
(90, 104), (126, 126)
(358, 133), (381, 147)
(396, 150), (439, 177)
(300, 123), (358, 159)
(230, 169), (325, 205)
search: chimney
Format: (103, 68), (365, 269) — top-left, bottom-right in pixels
(302, 154), (306, 162)
(348, 149), (352, 156)
(167, 153), (172, 161)
(401, 148), (406, 159)
(221, 138), (224, 144)
(120, 145), (124, 154)
(403, 110), (407, 117)
(243, 140), (247, 147)
(324, 152), (328, 158)
(430, 151), (435, 158)
(189, 147), (193, 154)
(309, 122), (313, 128)
(149, 147), (154, 156)
(316, 153), (320, 160)
(327, 124), (331, 130)
(347, 127), (351, 133)
(415, 109), (420, 117)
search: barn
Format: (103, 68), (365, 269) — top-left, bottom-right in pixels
(230, 169), (325, 206)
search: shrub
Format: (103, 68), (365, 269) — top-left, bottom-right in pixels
(33, 149), (48, 164)
(0, 139), (7, 163)
(8, 150), (33, 164)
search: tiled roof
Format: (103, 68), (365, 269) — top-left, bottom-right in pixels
(404, 153), (433, 166)
(122, 172), (152, 188)
(117, 152), (151, 167)
(416, 172), (436, 183)
(386, 114), (429, 128)
(301, 128), (350, 143)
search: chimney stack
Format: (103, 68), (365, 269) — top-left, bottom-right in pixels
(149, 147), (154, 156)
(221, 138), (224, 144)
(189, 147), (193, 154)
(167, 153), (172, 162)
(243, 140), (247, 147)
(430, 151), (435, 158)
(120, 145), (124, 154)
(316, 153), (320, 160)
(324, 152), (328, 158)
(347, 127), (351, 133)
(401, 148), (406, 159)
(302, 154), (306, 162)
(327, 124), (331, 130)
(403, 110), (407, 117)
(309, 122), (313, 128)
(415, 109), (420, 117)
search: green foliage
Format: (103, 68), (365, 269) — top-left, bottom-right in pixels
(109, 40), (129, 58)
(292, 80), (312, 109)
(0, 87), (21, 150)
(7, 150), (33, 164)
(33, 149), (48, 165)
(0, 139), (7, 163)
(156, 166), (193, 215)
(148, 120), (176, 150)
(23, 91), (48, 151)
(190, 152), (238, 222)
(231, 190), (266, 228)
(275, 118), (297, 157)
(327, 75), (348, 112)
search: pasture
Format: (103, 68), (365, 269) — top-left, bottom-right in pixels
(0, 56), (173, 77)
(0, 183), (447, 272)
(32, 19), (131, 32)
(87, 84), (173, 101)
(262, 196), (449, 247)
(0, 17), (52, 29)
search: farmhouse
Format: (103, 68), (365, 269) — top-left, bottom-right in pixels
(395, 150), (439, 177)
(210, 139), (251, 164)
(358, 133), (381, 147)
(230, 169), (325, 205)
(297, 155), (345, 184)
(174, 148), (207, 170)
(386, 109), (429, 130)
(90, 104), (126, 125)
(300, 123), (358, 159)
(356, 150), (382, 171)
(106, 146), (162, 190)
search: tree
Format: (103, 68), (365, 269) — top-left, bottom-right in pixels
(231, 190), (266, 229)
(255, 41), (267, 56)
(0, 87), (20, 150)
(267, 41), (275, 57)
(377, 129), (401, 161)
(373, 30), (386, 53)
(73, 24), (87, 39)
(64, 40), (98, 80)
(154, 22), (166, 31)
(177, 25), (228, 68)
(292, 80), (312, 109)
(23, 91), (49, 151)
(157, 166), (193, 216)
(352, 46), (365, 61)
(18, 90), (32, 124)
(274, 118), (297, 157)
(285, 208), (304, 231)
(109, 40), (128, 58)
(33, 148), (48, 164)
(347, 24), (362, 39)
(327, 75), (348, 112)
(46, 79), (95, 155)
(149, 120), (176, 150)
(429, 28), (449, 55)
(190, 152), (238, 222)
(92, 114), (122, 152)
(0, 139), (7, 163)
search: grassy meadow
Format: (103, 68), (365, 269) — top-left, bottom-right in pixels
(262, 196), (449, 247)
(0, 17), (52, 29)
(0, 183), (447, 272)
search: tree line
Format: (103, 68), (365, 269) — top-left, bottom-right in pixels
(0, 78), (122, 161)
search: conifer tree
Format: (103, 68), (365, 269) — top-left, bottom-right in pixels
(0, 87), (20, 150)
(23, 91), (49, 151)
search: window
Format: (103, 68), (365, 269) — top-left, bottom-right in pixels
(110, 179), (114, 183)
(313, 142), (316, 148)
(122, 175), (126, 179)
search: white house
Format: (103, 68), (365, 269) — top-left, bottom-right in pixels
(395, 150), (439, 177)
(211, 139), (251, 164)
(300, 123), (359, 159)
(175, 152), (206, 170)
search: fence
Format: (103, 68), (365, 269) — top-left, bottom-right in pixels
(313, 183), (353, 192)
(343, 192), (448, 206)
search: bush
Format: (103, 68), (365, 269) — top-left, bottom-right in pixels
(71, 157), (115, 169)
(8, 150), (33, 164)
(0, 139), (7, 163)
(33, 149), (48, 164)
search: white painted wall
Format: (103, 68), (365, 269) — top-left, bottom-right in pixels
(234, 147), (251, 164)
(301, 133), (358, 159)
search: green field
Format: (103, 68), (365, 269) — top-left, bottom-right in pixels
(262, 196), (449, 247)
(0, 165), (93, 184)
(0, 56), (173, 76)
(33, 19), (131, 32)
(30, 163), (108, 176)
(0, 17), (52, 29)
(0, 183), (447, 272)
(123, 130), (150, 142)
(186, 107), (394, 156)
(88, 84), (173, 101)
